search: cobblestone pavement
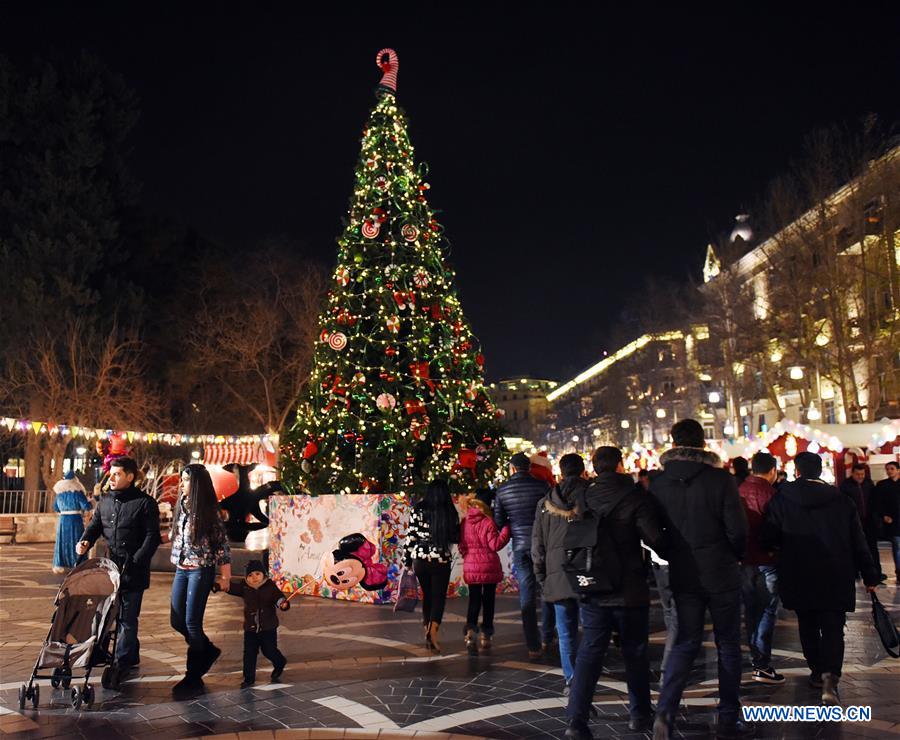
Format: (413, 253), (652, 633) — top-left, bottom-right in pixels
(1, 543), (899, 739)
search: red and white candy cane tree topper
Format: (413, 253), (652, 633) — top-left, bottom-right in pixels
(376, 48), (399, 92)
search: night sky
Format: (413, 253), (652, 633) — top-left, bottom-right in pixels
(5, 4), (899, 382)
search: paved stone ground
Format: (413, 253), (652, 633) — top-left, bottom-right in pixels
(1, 543), (899, 739)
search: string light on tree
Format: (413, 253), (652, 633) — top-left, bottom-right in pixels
(280, 49), (505, 496)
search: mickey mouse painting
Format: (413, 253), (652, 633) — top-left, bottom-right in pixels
(323, 533), (388, 592)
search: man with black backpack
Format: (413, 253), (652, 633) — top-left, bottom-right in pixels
(563, 446), (665, 740)
(650, 419), (750, 740)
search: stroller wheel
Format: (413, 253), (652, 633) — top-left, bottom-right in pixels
(18, 685), (26, 710)
(31, 684), (39, 709)
(83, 684), (95, 708)
(61, 667), (71, 689)
(51, 668), (61, 689)
(70, 686), (82, 710)
(101, 666), (112, 689)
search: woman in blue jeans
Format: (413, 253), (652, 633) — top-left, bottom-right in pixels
(169, 464), (231, 695)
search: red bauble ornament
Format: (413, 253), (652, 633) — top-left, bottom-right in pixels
(302, 441), (318, 459)
(385, 346), (398, 357)
(475, 353), (485, 366)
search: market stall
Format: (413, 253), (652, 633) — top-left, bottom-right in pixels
(737, 419), (900, 483)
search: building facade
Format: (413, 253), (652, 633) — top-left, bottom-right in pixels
(540, 143), (899, 458)
(489, 378), (557, 446)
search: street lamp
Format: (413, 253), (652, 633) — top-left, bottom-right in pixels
(620, 420), (630, 429)
(191, 450), (201, 460)
(807, 402), (821, 422)
(723, 421), (735, 436)
(656, 409), (666, 419)
(708, 391), (721, 404)
(789, 366), (804, 380)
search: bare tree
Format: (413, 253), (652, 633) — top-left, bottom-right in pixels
(761, 123), (900, 421)
(185, 243), (326, 439)
(2, 319), (163, 489)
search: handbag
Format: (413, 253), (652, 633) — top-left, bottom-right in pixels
(393, 566), (419, 613)
(871, 591), (900, 658)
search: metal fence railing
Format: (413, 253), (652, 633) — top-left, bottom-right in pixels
(0, 490), (52, 514)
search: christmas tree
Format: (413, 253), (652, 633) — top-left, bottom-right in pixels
(281, 49), (506, 496)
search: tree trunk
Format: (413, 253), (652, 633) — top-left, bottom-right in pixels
(24, 433), (41, 492)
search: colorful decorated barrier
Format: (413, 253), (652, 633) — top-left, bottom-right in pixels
(268, 493), (517, 605)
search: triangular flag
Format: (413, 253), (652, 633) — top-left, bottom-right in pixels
(31, 421), (43, 434)
(3, 418), (14, 431)
(127, 431), (135, 443)
(72, 426), (80, 438)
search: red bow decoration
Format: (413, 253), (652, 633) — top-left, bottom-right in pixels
(458, 449), (477, 471)
(404, 399), (426, 416)
(409, 361), (435, 393)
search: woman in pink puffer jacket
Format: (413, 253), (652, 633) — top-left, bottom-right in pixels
(458, 489), (511, 653)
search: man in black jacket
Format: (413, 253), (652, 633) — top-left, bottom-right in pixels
(563, 446), (665, 739)
(77, 457), (161, 679)
(875, 461), (900, 584)
(650, 420), (750, 740)
(840, 463), (883, 581)
(764, 452), (879, 705)
(495, 451), (553, 657)
(533, 453), (588, 693)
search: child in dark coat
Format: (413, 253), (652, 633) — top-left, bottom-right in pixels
(226, 560), (290, 687)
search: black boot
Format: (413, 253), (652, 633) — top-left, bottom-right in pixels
(197, 642), (221, 678)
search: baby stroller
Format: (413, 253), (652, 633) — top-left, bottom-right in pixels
(18, 557), (121, 710)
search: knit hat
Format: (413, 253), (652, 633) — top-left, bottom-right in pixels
(245, 560), (266, 577)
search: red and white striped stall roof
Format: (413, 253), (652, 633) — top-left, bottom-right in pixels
(203, 443), (267, 466)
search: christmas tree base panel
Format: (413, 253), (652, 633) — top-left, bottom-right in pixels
(268, 494), (517, 605)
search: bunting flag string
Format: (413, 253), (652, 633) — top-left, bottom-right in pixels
(0, 415), (278, 448)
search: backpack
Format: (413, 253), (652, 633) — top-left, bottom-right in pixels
(561, 485), (631, 598)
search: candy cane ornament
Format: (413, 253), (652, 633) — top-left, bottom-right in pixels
(376, 48), (399, 92)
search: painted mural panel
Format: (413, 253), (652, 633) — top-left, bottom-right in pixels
(269, 494), (518, 604)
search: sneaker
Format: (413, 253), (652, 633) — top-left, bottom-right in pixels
(270, 664), (285, 682)
(808, 672), (823, 689)
(752, 666), (785, 684)
(716, 719), (755, 738)
(562, 681), (570, 697)
(628, 715), (653, 732)
(822, 673), (840, 705)
(652, 716), (672, 740)
(527, 648), (543, 660)
(240, 678), (255, 689)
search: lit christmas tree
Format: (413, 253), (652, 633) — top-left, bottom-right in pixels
(281, 49), (506, 496)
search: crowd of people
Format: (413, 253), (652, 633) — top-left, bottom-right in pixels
(55, 423), (900, 737)
(449, 419), (897, 740)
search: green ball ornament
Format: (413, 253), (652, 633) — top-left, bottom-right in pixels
(353, 252), (364, 264)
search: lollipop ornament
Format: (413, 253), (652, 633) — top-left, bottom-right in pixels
(376, 48), (399, 92)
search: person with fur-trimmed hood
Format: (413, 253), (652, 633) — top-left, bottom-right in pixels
(650, 419), (751, 740)
(561, 448), (666, 739)
(532, 453), (587, 694)
(458, 489), (511, 653)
